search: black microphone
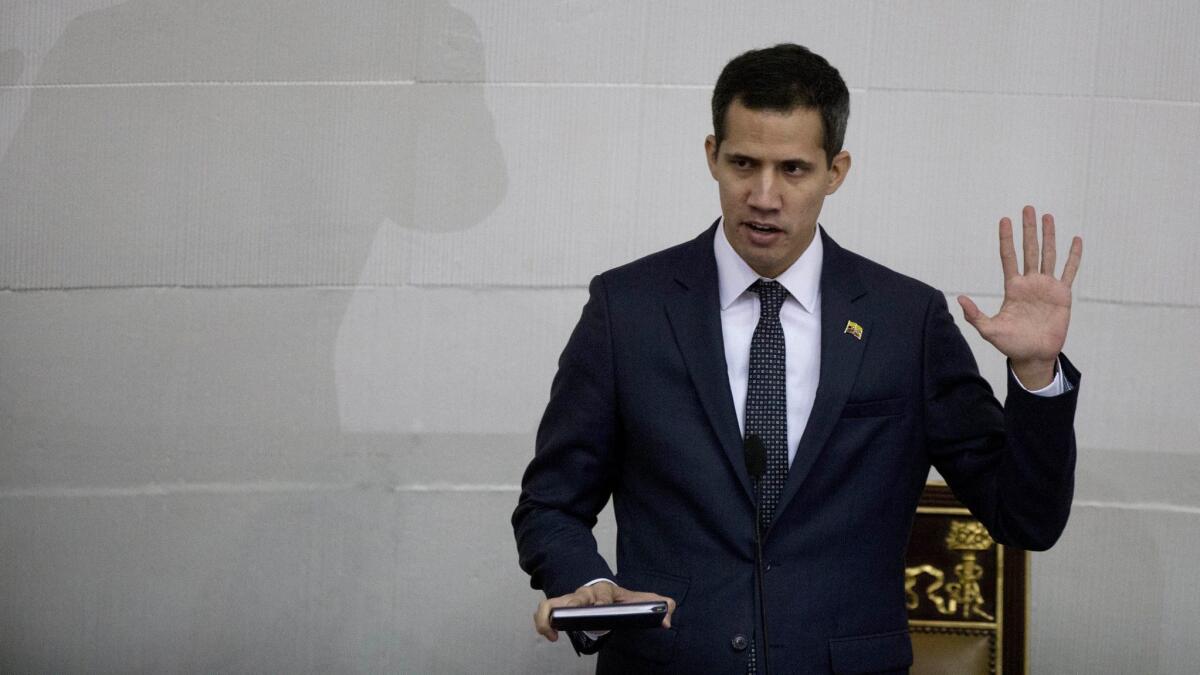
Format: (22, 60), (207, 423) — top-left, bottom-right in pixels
(744, 434), (766, 481)
(743, 434), (771, 675)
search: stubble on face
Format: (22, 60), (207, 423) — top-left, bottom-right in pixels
(706, 101), (848, 279)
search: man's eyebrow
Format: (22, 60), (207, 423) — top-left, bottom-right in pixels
(782, 158), (817, 170)
(724, 152), (817, 170)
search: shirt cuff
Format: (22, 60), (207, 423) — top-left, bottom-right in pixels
(1012, 356), (1072, 397)
(582, 578), (616, 639)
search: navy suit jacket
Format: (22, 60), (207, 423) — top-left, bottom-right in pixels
(513, 224), (1078, 674)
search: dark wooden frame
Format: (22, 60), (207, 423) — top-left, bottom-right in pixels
(908, 482), (1028, 674)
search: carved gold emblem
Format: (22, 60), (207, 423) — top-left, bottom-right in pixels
(905, 519), (995, 621)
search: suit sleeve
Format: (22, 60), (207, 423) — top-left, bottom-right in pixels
(512, 275), (620, 597)
(922, 291), (1079, 551)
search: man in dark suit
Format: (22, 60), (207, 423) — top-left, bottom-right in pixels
(512, 44), (1082, 674)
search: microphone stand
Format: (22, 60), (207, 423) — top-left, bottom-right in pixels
(745, 435), (771, 675)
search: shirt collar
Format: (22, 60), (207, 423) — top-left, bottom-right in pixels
(713, 217), (823, 313)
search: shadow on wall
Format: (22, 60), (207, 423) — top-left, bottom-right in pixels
(1, 0), (506, 277)
(0, 0), (506, 428)
(0, 3), (506, 669)
(0, 49), (21, 86)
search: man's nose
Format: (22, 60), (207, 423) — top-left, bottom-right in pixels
(747, 171), (781, 211)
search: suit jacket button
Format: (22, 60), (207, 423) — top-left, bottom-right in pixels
(731, 634), (748, 651)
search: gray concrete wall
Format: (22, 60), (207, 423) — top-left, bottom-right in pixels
(1, 1), (1196, 672)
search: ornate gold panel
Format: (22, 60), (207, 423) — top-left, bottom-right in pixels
(907, 483), (1028, 675)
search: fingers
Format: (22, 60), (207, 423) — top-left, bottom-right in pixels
(1004, 206), (1071, 280)
(610, 587), (678, 629)
(533, 583), (680, 642)
(535, 587), (598, 641)
(533, 597), (558, 641)
(590, 581), (616, 605)
(998, 217), (1018, 281)
(1040, 212), (1056, 275)
(534, 607), (556, 641)
(1061, 235), (1083, 286)
(1021, 205), (1039, 275)
(662, 596), (677, 628)
(532, 582), (618, 641)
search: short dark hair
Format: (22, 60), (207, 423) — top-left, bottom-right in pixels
(711, 43), (850, 167)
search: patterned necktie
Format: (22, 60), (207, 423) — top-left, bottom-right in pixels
(745, 279), (788, 675)
(746, 279), (789, 531)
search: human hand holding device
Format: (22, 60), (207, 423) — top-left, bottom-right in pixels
(533, 581), (676, 643)
(549, 601), (668, 631)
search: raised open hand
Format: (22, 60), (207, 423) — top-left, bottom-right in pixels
(957, 205), (1083, 389)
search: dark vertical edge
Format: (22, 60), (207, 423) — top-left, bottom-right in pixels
(1002, 545), (1028, 674)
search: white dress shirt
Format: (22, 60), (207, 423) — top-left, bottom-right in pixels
(714, 220), (823, 467)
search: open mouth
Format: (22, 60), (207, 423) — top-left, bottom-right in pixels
(745, 221), (781, 233)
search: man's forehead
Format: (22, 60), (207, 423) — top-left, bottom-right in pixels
(720, 106), (824, 159)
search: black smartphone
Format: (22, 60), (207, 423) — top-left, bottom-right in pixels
(549, 601), (669, 631)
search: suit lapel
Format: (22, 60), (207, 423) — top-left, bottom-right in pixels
(663, 223), (755, 503)
(771, 229), (870, 530)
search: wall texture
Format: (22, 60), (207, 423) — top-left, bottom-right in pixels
(1, 1), (1197, 672)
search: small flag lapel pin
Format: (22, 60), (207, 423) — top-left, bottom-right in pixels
(844, 320), (863, 340)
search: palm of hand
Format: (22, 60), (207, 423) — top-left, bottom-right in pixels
(958, 206), (1083, 370)
(984, 273), (1072, 362)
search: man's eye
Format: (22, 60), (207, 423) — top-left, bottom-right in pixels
(783, 163), (805, 175)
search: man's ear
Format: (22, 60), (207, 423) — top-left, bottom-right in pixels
(704, 135), (719, 178)
(825, 150), (851, 195)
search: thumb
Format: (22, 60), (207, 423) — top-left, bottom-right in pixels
(956, 295), (987, 330)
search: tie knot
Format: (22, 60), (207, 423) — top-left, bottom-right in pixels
(751, 279), (787, 317)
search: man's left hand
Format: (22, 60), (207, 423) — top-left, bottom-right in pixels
(958, 205), (1083, 389)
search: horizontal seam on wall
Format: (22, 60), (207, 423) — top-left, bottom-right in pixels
(0, 482), (522, 499)
(0, 80), (709, 90)
(1073, 500), (1200, 516)
(3, 286), (1196, 309)
(3, 488), (1193, 510)
(2, 81), (1199, 106)
(0, 283), (589, 292)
